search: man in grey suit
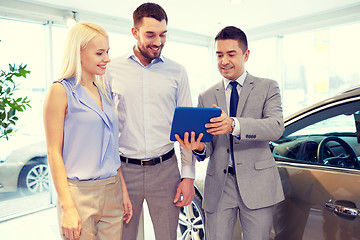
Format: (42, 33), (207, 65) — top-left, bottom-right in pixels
(175, 26), (285, 240)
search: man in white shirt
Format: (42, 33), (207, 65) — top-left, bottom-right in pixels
(105, 3), (195, 240)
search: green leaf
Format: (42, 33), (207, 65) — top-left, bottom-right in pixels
(9, 63), (14, 72)
(0, 63), (31, 140)
(8, 108), (15, 118)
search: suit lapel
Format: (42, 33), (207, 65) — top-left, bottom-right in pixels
(214, 81), (230, 141)
(214, 81), (228, 115)
(237, 74), (254, 117)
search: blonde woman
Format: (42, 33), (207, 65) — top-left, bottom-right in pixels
(43, 22), (132, 240)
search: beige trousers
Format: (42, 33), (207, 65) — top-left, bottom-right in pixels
(57, 173), (124, 240)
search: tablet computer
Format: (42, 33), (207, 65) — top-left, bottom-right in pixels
(170, 107), (222, 142)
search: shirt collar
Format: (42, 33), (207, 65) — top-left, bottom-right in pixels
(127, 46), (164, 67)
(224, 71), (247, 90)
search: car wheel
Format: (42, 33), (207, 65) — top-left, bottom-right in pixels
(177, 193), (205, 240)
(18, 157), (49, 194)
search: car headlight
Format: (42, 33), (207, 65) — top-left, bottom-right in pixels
(0, 157), (9, 164)
(0, 149), (12, 164)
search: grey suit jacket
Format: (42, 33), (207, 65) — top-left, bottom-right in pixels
(198, 73), (285, 213)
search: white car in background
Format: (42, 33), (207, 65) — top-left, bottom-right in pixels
(0, 124), (48, 195)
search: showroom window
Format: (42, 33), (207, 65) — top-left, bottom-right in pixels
(164, 41), (211, 106)
(0, 18), (50, 221)
(245, 22), (360, 118)
(107, 32), (134, 59)
(328, 23), (360, 96)
(247, 37), (278, 82)
(51, 25), (68, 81)
(282, 22), (360, 117)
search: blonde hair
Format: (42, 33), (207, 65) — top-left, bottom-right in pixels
(59, 22), (110, 101)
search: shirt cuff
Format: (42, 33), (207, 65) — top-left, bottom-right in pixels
(181, 164), (195, 179)
(231, 117), (241, 137)
(192, 145), (207, 161)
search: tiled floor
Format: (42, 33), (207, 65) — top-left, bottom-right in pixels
(0, 203), (155, 240)
(0, 207), (60, 240)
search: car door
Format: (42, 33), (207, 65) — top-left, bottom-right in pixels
(272, 99), (360, 240)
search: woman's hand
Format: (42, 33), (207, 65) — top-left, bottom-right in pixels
(61, 206), (82, 240)
(123, 191), (133, 224)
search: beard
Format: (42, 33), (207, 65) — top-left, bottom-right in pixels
(138, 44), (164, 61)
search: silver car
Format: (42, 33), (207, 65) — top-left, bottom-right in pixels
(178, 86), (360, 240)
(0, 126), (48, 195)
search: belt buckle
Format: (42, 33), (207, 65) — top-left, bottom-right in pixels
(141, 159), (153, 167)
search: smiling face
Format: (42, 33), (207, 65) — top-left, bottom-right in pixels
(132, 17), (167, 66)
(215, 39), (249, 80)
(80, 35), (110, 80)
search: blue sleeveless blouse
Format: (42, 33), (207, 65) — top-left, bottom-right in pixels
(56, 78), (120, 180)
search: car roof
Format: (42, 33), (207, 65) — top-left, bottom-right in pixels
(284, 85), (360, 124)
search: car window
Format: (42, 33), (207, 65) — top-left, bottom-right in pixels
(290, 113), (356, 136)
(273, 108), (360, 170)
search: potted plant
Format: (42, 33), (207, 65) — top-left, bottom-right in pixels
(0, 64), (31, 139)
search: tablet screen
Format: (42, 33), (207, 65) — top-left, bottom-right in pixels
(170, 107), (222, 142)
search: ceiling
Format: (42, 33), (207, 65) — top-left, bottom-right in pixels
(7, 0), (360, 37)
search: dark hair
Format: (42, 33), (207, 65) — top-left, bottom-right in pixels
(133, 2), (168, 27)
(215, 26), (248, 53)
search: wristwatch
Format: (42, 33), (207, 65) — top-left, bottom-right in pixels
(231, 118), (236, 132)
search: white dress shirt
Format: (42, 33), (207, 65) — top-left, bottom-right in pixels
(223, 71), (247, 167)
(105, 50), (195, 178)
(223, 71), (247, 137)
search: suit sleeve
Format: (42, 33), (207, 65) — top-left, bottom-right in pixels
(197, 93), (214, 159)
(238, 80), (284, 141)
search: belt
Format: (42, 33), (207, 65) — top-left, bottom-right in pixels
(120, 149), (175, 167)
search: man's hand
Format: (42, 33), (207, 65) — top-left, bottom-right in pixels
(173, 178), (195, 207)
(175, 131), (205, 152)
(205, 104), (233, 135)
